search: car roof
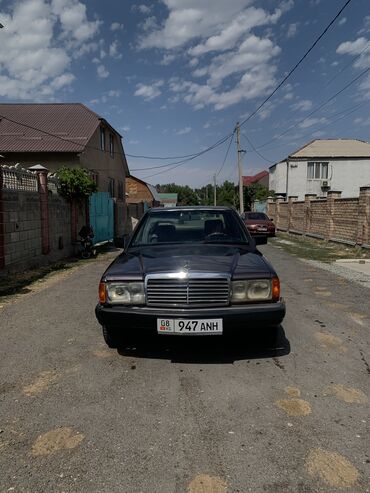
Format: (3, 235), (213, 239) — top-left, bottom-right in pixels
(149, 206), (233, 212)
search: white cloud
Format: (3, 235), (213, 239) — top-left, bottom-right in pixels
(291, 99), (313, 111)
(109, 41), (122, 59)
(134, 80), (164, 100)
(137, 1), (291, 111)
(110, 22), (124, 31)
(139, 0), (291, 51)
(336, 37), (370, 70)
(299, 117), (326, 129)
(286, 22), (299, 38)
(97, 64), (109, 78)
(338, 17), (347, 26)
(337, 37), (368, 55)
(132, 4), (152, 14)
(129, 139), (140, 145)
(160, 54), (176, 65)
(122, 125), (131, 132)
(175, 126), (192, 135)
(89, 89), (121, 104)
(0, 0), (100, 99)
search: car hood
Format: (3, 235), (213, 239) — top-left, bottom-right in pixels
(103, 244), (274, 281)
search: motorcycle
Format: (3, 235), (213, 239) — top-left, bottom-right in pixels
(78, 226), (97, 259)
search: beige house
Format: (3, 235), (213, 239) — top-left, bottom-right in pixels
(0, 103), (129, 200)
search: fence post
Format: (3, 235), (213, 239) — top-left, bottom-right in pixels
(267, 196), (275, 220)
(357, 186), (370, 246)
(29, 165), (50, 255)
(304, 194), (316, 236)
(288, 196), (298, 232)
(275, 196), (285, 229)
(0, 167), (4, 269)
(327, 190), (342, 241)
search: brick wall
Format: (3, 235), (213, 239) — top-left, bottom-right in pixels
(3, 190), (42, 268)
(0, 166), (88, 274)
(268, 188), (370, 247)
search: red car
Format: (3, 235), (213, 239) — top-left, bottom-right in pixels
(241, 212), (276, 237)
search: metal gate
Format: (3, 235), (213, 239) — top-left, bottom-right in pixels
(89, 192), (114, 244)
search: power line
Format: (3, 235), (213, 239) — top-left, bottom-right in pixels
(141, 132), (235, 180)
(131, 132), (234, 171)
(256, 66), (369, 151)
(216, 133), (234, 176)
(238, 0), (354, 129)
(241, 132), (275, 164)
(0, 0), (354, 172)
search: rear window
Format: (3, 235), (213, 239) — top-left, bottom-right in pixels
(244, 212), (268, 220)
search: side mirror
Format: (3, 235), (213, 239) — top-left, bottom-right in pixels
(254, 235), (268, 246)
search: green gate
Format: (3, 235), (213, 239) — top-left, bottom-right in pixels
(89, 192), (114, 245)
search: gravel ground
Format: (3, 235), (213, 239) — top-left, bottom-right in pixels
(302, 259), (370, 289)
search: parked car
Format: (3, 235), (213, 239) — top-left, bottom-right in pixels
(241, 211), (276, 237)
(95, 206), (285, 348)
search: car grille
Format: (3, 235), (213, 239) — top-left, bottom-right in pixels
(146, 276), (230, 307)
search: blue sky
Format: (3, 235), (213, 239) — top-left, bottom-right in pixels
(0, 0), (369, 187)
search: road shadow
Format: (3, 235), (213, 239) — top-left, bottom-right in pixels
(117, 325), (290, 364)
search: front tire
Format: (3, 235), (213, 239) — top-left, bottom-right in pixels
(102, 326), (121, 348)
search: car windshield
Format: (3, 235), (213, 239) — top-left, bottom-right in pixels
(131, 209), (250, 246)
(244, 212), (268, 220)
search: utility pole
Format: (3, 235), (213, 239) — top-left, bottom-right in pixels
(236, 122), (244, 214)
(213, 174), (217, 206)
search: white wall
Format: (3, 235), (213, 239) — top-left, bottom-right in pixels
(271, 158), (370, 200)
(269, 162), (287, 195)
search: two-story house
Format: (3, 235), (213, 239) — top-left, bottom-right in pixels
(0, 103), (129, 200)
(269, 139), (370, 200)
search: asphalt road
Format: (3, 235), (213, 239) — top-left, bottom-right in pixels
(0, 244), (369, 493)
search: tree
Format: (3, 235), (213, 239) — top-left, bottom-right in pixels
(243, 183), (270, 210)
(57, 167), (97, 201)
(156, 183), (199, 205)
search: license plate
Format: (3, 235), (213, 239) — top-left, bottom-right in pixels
(157, 318), (223, 335)
(257, 227), (267, 231)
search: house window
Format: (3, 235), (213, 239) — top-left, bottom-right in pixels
(307, 162), (329, 180)
(117, 180), (124, 200)
(100, 127), (106, 151)
(91, 172), (99, 186)
(109, 134), (114, 158)
(108, 177), (115, 197)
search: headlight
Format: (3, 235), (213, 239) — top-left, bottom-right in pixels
(106, 282), (145, 305)
(231, 279), (272, 303)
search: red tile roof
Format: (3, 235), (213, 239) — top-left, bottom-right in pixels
(243, 170), (269, 186)
(0, 103), (103, 153)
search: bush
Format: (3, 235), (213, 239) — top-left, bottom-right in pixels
(56, 167), (97, 201)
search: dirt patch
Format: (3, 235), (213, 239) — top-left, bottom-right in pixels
(314, 332), (347, 353)
(23, 371), (59, 397)
(306, 448), (359, 488)
(31, 427), (84, 456)
(349, 312), (368, 327)
(285, 386), (301, 398)
(324, 384), (368, 404)
(275, 398), (311, 416)
(92, 348), (113, 358)
(187, 475), (227, 493)
(326, 302), (349, 311)
(314, 290), (332, 297)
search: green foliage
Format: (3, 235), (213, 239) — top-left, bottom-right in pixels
(156, 183), (199, 205)
(243, 183), (270, 210)
(57, 167), (97, 201)
(195, 181), (238, 207)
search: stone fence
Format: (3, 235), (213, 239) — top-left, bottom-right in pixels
(267, 187), (370, 248)
(0, 165), (85, 274)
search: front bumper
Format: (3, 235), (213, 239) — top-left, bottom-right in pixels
(95, 300), (286, 334)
